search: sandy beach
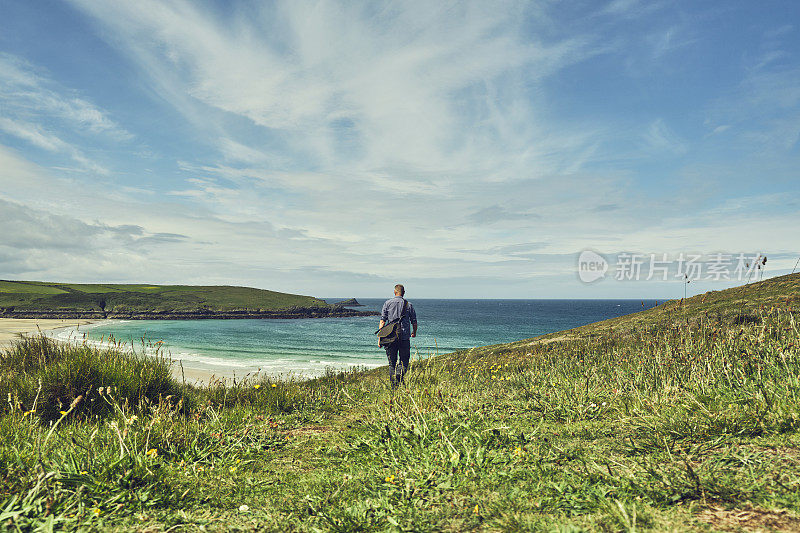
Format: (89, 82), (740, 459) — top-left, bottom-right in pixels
(0, 318), (100, 346)
(0, 317), (224, 384)
(173, 365), (259, 386)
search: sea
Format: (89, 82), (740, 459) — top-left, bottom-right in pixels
(51, 299), (660, 378)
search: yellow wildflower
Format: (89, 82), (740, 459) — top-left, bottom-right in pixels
(385, 475), (395, 483)
(272, 384), (277, 388)
(93, 508), (101, 516)
(59, 411), (68, 416)
(253, 384), (261, 389)
(146, 448), (158, 458)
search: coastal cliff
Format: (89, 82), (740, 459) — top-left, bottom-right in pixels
(0, 281), (378, 319)
(0, 307), (376, 319)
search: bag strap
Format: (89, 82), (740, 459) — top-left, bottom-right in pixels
(391, 298), (408, 325)
(375, 299), (408, 336)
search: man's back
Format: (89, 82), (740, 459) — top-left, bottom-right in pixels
(381, 295), (417, 340)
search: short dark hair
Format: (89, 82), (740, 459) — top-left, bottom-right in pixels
(394, 284), (405, 296)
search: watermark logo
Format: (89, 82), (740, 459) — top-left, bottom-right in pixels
(577, 250), (608, 283)
(576, 251), (767, 283)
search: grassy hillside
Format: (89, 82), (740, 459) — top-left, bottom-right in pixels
(466, 271), (800, 359)
(1, 274), (799, 531)
(0, 280), (349, 318)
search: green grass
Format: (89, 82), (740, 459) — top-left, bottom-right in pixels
(0, 281), (332, 315)
(0, 281), (67, 295)
(1, 274), (800, 531)
(0, 337), (186, 422)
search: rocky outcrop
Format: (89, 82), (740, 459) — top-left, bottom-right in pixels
(332, 298), (364, 307)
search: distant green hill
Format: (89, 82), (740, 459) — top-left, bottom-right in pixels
(0, 281), (377, 319)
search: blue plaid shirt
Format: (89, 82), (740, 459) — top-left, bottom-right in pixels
(381, 296), (417, 340)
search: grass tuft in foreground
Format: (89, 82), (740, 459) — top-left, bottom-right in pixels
(0, 336), (185, 422)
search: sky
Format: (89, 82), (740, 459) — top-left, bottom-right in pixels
(0, 0), (798, 299)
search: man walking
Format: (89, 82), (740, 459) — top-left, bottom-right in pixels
(378, 284), (418, 388)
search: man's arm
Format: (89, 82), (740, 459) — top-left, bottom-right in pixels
(379, 300), (390, 329)
(410, 304), (417, 338)
(378, 302), (388, 345)
(411, 322), (418, 338)
(378, 317), (386, 347)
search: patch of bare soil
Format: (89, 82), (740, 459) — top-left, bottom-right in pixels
(750, 446), (800, 459)
(284, 425), (331, 437)
(527, 335), (576, 346)
(697, 505), (800, 532)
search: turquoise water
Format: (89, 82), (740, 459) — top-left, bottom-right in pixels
(53, 299), (659, 377)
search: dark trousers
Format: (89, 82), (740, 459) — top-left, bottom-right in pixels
(385, 338), (411, 387)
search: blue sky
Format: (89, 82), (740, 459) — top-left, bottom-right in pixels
(0, 0), (798, 299)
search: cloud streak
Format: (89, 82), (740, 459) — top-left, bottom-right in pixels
(0, 53), (130, 173)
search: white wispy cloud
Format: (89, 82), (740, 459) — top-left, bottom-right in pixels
(68, 0), (598, 181)
(0, 117), (70, 152)
(0, 53), (129, 174)
(644, 118), (687, 155)
(62, 0), (626, 287)
(0, 53), (130, 139)
(0, 117), (110, 175)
